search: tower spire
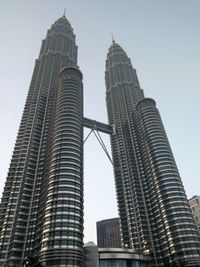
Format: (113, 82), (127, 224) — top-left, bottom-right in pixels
(63, 8), (66, 17)
(111, 32), (115, 43)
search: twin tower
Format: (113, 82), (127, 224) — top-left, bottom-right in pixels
(0, 15), (200, 267)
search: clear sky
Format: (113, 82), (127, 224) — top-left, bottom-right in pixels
(0, 0), (200, 244)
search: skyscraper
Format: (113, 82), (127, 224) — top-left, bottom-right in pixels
(0, 16), (84, 266)
(105, 40), (200, 266)
(1, 13), (200, 267)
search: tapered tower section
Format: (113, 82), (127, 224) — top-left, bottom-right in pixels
(0, 16), (84, 267)
(105, 41), (200, 266)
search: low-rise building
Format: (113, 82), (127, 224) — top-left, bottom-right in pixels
(98, 247), (151, 267)
(84, 243), (151, 267)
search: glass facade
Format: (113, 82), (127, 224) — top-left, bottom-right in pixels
(97, 218), (122, 248)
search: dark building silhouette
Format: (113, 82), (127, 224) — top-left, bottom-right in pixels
(97, 218), (121, 248)
(0, 16), (84, 266)
(105, 40), (200, 266)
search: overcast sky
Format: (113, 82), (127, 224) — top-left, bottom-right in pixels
(0, 0), (199, 243)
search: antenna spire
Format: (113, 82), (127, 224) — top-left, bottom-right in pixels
(111, 32), (115, 43)
(63, 8), (66, 17)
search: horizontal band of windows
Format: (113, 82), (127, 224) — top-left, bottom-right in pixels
(46, 187), (81, 197)
(145, 172), (179, 182)
(140, 117), (163, 125)
(47, 173), (82, 182)
(53, 127), (80, 136)
(145, 153), (175, 163)
(57, 94), (82, 104)
(54, 103), (81, 113)
(55, 106), (82, 117)
(43, 223), (83, 232)
(44, 210), (82, 219)
(53, 132), (82, 142)
(46, 184), (82, 194)
(50, 153), (81, 163)
(142, 124), (165, 133)
(144, 145), (172, 154)
(51, 146), (80, 155)
(50, 161), (82, 171)
(54, 116), (81, 124)
(40, 239), (82, 249)
(52, 131), (81, 141)
(45, 198), (82, 208)
(145, 151), (174, 161)
(149, 174), (181, 182)
(57, 89), (82, 100)
(39, 214), (83, 227)
(54, 117), (82, 127)
(140, 109), (159, 117)
(150, 195), (187, 204)
(48, 168), (81, 178)
(42, 230), (82, 239)
(43, 219), (83, 229)
(142, 133), (166, 142)
(144, 163), (178, 173)
(52, 138), (82, 147)
(53, 125), (81, 134)
(47, 186), (82, 196)
(43, 214), (82, 223)
(144, 159), (177, 169)
(51, 144), (81, 154)
(45, 193), (82, 202)
(47, 178), (81, 187)
(55, 102), (82, 112)
(142, 132), (167, 141)
(59, 80), (82, 89)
